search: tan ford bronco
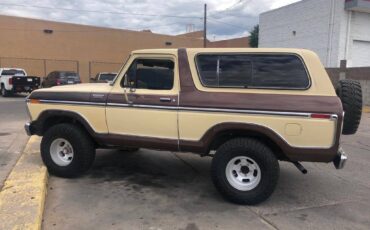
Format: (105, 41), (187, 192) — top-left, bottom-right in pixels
(25, 48), (362, 204)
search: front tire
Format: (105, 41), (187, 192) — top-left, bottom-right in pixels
(41, 123), (95, 177)
(211, 138), (279, 205)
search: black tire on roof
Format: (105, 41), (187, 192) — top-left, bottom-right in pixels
(336, 79), (362, 135)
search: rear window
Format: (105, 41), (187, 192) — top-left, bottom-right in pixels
(1, 69), (25, 76)
(99, 73), (116, 81)
(196, 54), (310, 89)
(59, 72), (80, 79)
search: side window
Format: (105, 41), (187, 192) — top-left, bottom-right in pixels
(196, 55), (252, 87)
(122, 58), (174, 90)
(196, 54), (309, 89)
(250, 55), (309, 88)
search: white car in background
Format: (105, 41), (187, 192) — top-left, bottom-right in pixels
(0, 68), (40, 97)
(90, 72), (117, 84)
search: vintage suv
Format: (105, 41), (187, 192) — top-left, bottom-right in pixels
(25, 48), (362, 204)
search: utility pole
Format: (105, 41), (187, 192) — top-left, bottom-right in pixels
(203, 3), (207, 48)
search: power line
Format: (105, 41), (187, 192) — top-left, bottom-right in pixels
(0, 2), (203, 19)
(0, 2), (249, 36)
(207, 18), (248, 30)
(208, 0), (243, 16)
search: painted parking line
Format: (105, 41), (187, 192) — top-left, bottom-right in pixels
(0, 136), (47, 230)
(364, 106), (370, 113)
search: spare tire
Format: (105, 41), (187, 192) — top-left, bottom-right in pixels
(336, 79), (362, 135)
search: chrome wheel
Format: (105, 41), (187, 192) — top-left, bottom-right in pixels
(50, 138), (74, 166)
(225, 156), (261, 191)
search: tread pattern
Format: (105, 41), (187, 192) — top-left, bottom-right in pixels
(211, 138), (279, 205)
(336, 80), (362, 135)
(41, 123), (95, 177)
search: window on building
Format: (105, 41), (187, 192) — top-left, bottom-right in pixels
(196, 54), (309, 89)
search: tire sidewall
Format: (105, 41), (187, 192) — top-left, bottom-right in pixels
(336, 79), (362, 135)
(41, 124), (93, 177)
(212, 139), (279, 204)
(1, 85), (6, 97)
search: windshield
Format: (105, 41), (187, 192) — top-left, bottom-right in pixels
(59, 72), (80, 79)
(112, 54), (131, 85)
(99, 73), (116, 81)
(1, 69), (26, 76)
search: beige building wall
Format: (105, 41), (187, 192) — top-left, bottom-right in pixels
(0, 15), (203, 82)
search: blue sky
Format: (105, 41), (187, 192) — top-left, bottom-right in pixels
(0, 0), (300, 40)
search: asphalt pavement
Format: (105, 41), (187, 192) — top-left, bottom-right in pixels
(1, 95), (369, 229)
(42, 114), (370, 229)
(0, 95), (29, 189)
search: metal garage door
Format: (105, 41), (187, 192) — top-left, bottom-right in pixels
(352, 40), (370, 67)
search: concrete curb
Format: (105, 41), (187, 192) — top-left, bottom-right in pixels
(0, 136), (47, 230)
(364, 106), (370, 113)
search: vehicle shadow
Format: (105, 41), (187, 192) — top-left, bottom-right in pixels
(82, 149), (228, 205)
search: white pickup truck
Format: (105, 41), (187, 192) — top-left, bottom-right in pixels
(0, 68), (40, 97)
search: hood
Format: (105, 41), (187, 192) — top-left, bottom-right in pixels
(29, 83), (113, 102)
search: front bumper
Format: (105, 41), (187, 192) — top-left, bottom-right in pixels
(24, 122), (34, 136)
(333, 147), (347, 169)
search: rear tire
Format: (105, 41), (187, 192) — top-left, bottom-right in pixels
(336, 79), (362, 135)
(211, 138), (279, 205)
(1, 85), (11, 97)
(41, 123), (95, 177)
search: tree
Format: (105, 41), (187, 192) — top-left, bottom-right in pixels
(249, 24), (259, 48)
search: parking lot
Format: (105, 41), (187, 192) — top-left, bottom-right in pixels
(0, 95), (29, 188)
(1, 96), (370, 230)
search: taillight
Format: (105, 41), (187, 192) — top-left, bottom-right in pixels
(8, 78), (12, 85)
(56, 79), (61, 85)
(310, 114), (332, 119)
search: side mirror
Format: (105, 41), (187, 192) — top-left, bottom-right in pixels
(129, 81), (136, 92)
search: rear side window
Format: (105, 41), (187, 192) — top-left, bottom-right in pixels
(196, 54), (309, 89)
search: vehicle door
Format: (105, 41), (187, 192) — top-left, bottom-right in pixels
(106, 53), (179, 149)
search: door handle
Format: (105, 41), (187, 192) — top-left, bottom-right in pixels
(159, 97), (172, 102)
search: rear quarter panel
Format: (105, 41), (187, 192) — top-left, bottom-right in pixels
(179, 48), (341, 158)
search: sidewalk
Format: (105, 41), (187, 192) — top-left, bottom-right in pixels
(0, 136), (47, 230)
